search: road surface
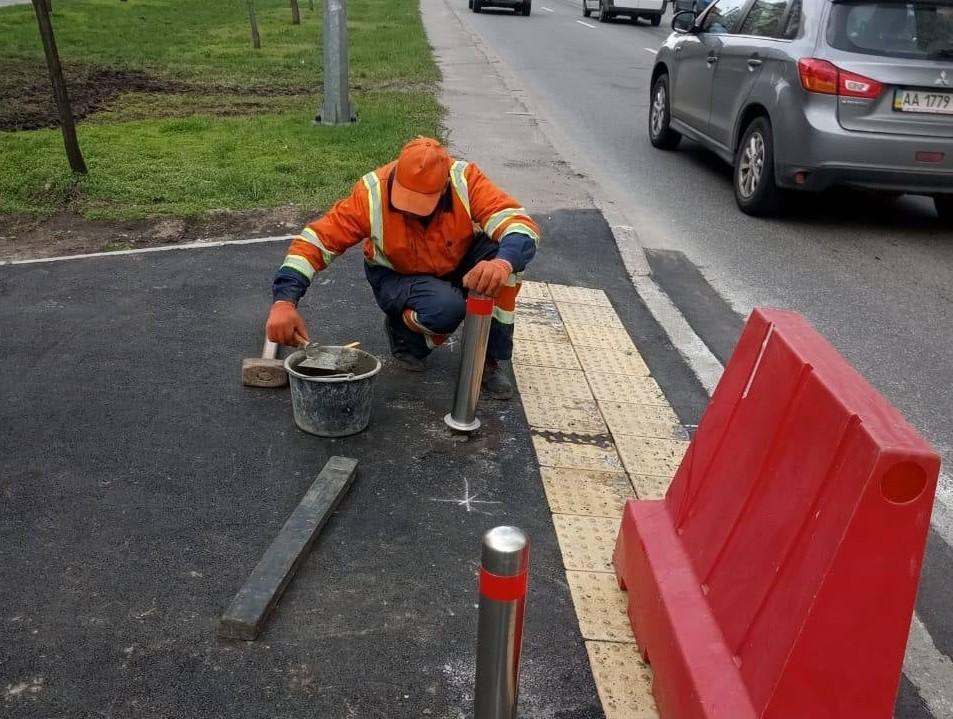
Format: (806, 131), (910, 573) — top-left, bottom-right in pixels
(447, 1), (953, 716)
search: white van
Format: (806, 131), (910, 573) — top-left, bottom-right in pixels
(582, 0), (666, 24)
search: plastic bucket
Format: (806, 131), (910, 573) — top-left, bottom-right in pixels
(284, 347), (382, 437)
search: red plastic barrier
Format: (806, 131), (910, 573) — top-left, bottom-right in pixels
(613, 308), (939, 719)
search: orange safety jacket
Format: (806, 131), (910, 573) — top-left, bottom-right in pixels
(278, 160), (541, 282)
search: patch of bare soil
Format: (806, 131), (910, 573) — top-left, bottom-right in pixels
(0, 206), (315, 262)
(0, 59), (313, 131)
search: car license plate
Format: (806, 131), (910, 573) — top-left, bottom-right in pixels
(894, 89), (953, 115)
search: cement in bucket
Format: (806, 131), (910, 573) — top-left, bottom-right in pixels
(284, 347), (382, 437)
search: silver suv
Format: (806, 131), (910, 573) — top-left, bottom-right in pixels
(649, 0), (953, 220)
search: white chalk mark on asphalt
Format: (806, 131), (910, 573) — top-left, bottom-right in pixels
(541, 5), (554, 10)
(644, 48), (658, 55)
(430, 479), (502, 514)
(576, 20), (596, 28)
(3, 678), (44, 699)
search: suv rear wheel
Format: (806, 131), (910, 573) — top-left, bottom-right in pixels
(934, 196), (953, 223)
(598, 0), (611, 21)
(521, 0), (532, 14)
(648, 74), (681, 150)
(734, 117), (781, 216)
(582, 0), (592, 15)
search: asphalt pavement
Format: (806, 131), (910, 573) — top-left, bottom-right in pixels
(0, 220), (622, 717)
(445, 1), (953, 716)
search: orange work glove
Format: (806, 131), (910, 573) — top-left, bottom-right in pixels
(463, 259), (513, 298)
(265, 301), (310, 346)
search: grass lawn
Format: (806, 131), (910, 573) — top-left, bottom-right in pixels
(0, 0), (442, 220)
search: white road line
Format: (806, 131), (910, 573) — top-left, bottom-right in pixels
(905, 614), (953, 718)
(644, 47), (658, 54)
(541, 5), (554, 10)
(0, 235), (291, 265)
(576, 19), (596, 27)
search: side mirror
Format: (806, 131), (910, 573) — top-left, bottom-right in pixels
(672, 9), (696, 33)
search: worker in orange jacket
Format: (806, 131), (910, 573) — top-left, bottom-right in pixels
(265, 137), (540, 399)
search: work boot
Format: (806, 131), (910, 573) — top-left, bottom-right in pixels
(383, 316), (426, 372)
(481, 358), (513, 400)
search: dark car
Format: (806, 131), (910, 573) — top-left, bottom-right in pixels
(471, 0), (532, 16)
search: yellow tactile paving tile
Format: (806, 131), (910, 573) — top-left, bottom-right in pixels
(564, 323), (637, 353)
(512, 339), (581, 370)
(518, 280), (552, 301)
(587, 373), (669, 406)
(513, 365), (594, 401)
(578, 347), (650, 377)
(513, 281), (677, 719)
(541, 467), (633, 517)
(554, 302), (624, 328)
(630, 474), (673, 501)
(586, 642), (659, 719)
(531, 433), (625, 474)
(567, 571), (635, 642)
(552, 514), (619, 572)
(615, 435), (689, 479)
(547, 284), (613, 307)
(598, 402), (690, 441)
(521, 395), (607, 434)
(513, 319), (569, 344)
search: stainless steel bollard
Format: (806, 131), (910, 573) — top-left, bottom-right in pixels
(475, 526), (530, 719)
(444, 294), (494, 432)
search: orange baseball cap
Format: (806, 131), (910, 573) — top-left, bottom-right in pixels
(392, 137), (451, 216)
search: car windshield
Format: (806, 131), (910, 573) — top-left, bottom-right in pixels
(827, 1), (953, 59)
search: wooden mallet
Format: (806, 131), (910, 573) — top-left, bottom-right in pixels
(242, 337), (288, 388)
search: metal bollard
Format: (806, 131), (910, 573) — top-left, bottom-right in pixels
(444, 294), (494, 432)
(475, 526), (530, 719)
(318, 0), (353, 124)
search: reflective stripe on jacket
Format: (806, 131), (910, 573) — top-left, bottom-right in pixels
(278, 160), (540, 284)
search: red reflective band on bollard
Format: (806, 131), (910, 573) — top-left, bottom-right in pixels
(479, 568), (528, 602)
(467, 296), (495, 316)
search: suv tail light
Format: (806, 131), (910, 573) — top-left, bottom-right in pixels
(798, 59), (883, 99)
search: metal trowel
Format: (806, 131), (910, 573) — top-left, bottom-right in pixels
(298, 340), (361, 372)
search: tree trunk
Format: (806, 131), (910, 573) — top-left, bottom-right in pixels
(309, 0), (314, 9)
(247, 0), (261, 49)
(31, 0), (87, 174)
(290, 0), (301, 24)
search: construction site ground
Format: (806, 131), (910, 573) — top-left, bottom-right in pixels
(0, 205), (712, 717)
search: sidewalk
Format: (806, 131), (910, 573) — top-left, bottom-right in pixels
(0, 3), (710, 719)
(420, 0), (710, 427)
(0, 238), (621, 716)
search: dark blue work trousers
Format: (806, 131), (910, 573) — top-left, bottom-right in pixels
(364, 232), (514, 361)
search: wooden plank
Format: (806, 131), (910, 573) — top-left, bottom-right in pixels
(218, 456), (358, 640)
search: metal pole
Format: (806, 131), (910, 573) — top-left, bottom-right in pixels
(475, 526), (530, 719)
(444, 294), (493, 432)
(318, 0), (352, 124)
